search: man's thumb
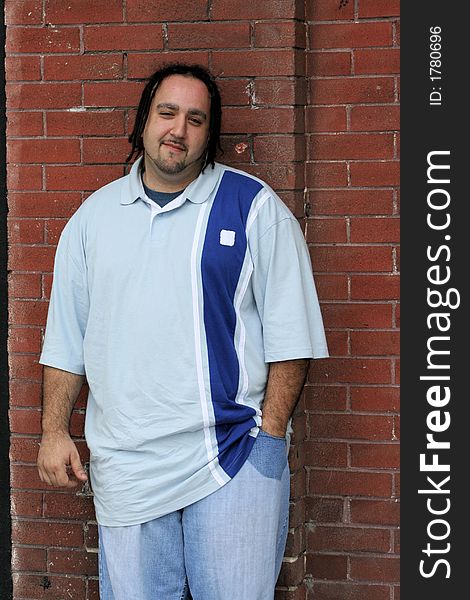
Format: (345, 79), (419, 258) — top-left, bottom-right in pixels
(71, 453), (88, 481)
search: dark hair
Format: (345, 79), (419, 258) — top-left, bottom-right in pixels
(127, 63), (222, 172)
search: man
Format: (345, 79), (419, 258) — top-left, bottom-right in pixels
(37, 63), (328, 600)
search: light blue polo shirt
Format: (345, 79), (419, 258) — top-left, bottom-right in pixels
(40, 157), (328, 526)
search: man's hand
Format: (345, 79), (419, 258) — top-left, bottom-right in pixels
(38, 431), (88, 488)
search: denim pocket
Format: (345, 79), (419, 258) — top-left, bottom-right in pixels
(247, 430), (288, 480)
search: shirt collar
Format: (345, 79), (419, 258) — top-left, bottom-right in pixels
(121, 156), (223, 206)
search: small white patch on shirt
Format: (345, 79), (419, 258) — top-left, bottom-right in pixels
(220, 229), (236, 246)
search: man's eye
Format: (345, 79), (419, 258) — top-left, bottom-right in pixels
(189, 118), (202, 125)
(160, 112), (174, 117)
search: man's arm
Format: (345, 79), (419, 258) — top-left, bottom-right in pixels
(37, 365), (88, 488)
(261, 359), (310, 437)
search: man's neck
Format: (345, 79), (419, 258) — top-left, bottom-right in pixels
(142, 157), (202, 193)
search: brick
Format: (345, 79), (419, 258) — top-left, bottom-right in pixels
(350, 556), (399, 582)
(310, 23), (393, 49)
(12, 517), (84, 546)
(126, 0), (208, 21)
(395, 20), (400, 46)
(6, 27), (80, 53)
(350, 105), (400, 132)
(12, 573), (86, 599)
(306, 107), (347, 132)
(351, 331), (399, 356)
(43, 274), (53, 299)
(48, 549), (98, 575)
(46, 219), (68, 245)
(127, 52), (210, 79)
(305, 497), (344, 524)
(309, 358), (392, 385)
(350, 386), (399, 412)
(311, 583), (390, 600)
(350, 161), (399, 186)
(311, 468), (392, 498)
(350, 274), (399, 300)
(5, 56), (41, 81)
(304, 385), (347, 410)
(45, 0), (123, 23)
(7, 165), (42, 190)
(44, 493), (95, 520)
(8, 220), (44, 245)
(9, 436), (41, 463)
(8, 139), (81, 164)
(44, 54), (123, 81)
(7, 82), (82, 110)
(88, 579), (100, 600)
(322, 303), (392, 329)
(350, 217), (400, 243)
(307, 0), (354, 20)
(84, 24), (164, 51)
(311, 77), (395, 105)
(9, 246), (56, 272)
(70, 411), (86, 437)
(306, 554), (348, 580)
(9, 192), (82, 218)
(223, 107), (299, 134)
(324, 331), (348, 356)
(46, 165), (124, 191)
(305, 163), (348, 187)
(311, 246), (393, 273)
(306, 218), (346, 244)
(12, 546), (47, 572)
(9, 300), (49, 325)
(168, 23), (250, 49)
(47, 110), (126, 136)
(277, 554), (306, 587)
(351, 443), (399, 468)
(355, 49), (400, 75)
(254, 21), (304, 49)
(9, 380), (42, 408)
(212, 0), (300, 20)
(307, 51), (351, 77)
(85, 522), (98, 548)
(9, 356), (42, 382)
(309, 414), (393, 440)
(7, 111), (44, 136)
(10, 490), (42, 517)
(304, 442), (348, 467)
(218, 80), (251, 106)
(220, 136), (251, 164)
(8, 272), (43, 303)
(309, 133), (394, 160)
(313, 274), (348, 300)
(350, 498), (399, 525)
(83, 82), (144, 108)
(213, 50), (301, 77)
(254, 78), (307, 106)
(82, 137), (130, 164)
(254, 135), (305, 163)
(309, 190), (394, 216)
(5, 0), (43, 25)
(8, 327), (42, 353)
(239, 162), (303, 190)
(359, 0), (400, 18)
(308, 526), (391, 552)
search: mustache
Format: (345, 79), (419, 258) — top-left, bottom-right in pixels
(161, 139), (187, 151)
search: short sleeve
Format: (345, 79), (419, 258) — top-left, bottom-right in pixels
(251, 216), (328, 363)
(39, 220), (89, 375)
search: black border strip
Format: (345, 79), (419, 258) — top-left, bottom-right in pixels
(401, 2), (467, 597)
(0, 0), (13, 597)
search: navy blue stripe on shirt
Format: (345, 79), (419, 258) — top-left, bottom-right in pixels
(201, 171), (263, 477)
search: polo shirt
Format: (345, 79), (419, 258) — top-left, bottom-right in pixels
(39, 156), (328, 526)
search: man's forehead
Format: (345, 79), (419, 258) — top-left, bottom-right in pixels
(154, 75), (210, 101)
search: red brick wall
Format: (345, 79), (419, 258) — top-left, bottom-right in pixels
(5, 1), (399, 599)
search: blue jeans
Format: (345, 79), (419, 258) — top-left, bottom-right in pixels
(98, 430), (290, 600)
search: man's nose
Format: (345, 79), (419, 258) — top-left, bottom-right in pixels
(170, 115), (187, 139)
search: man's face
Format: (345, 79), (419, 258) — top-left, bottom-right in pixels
(142, 74), (211, 190)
